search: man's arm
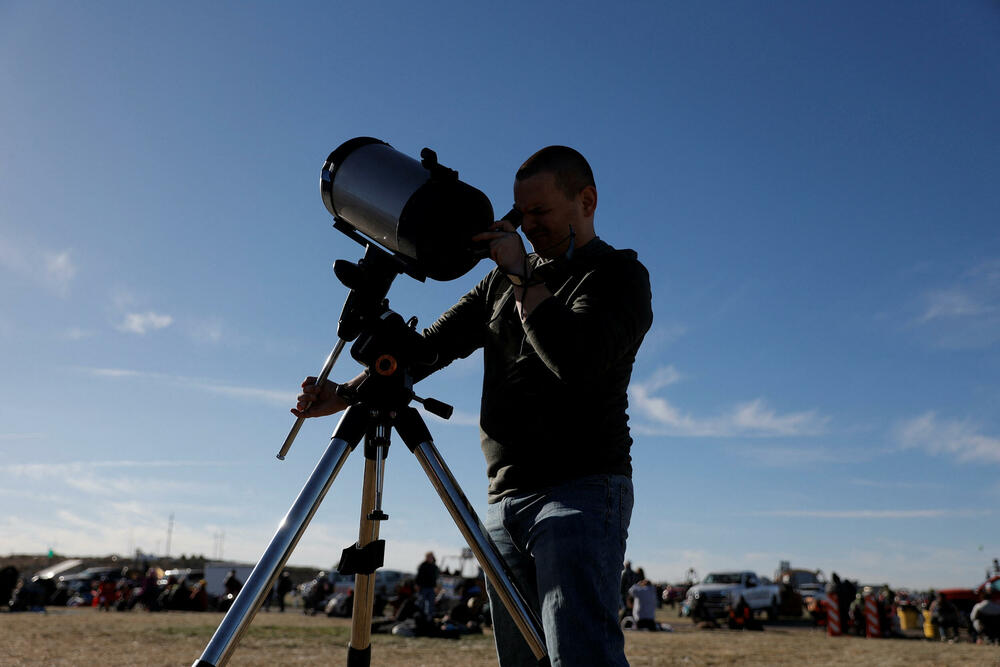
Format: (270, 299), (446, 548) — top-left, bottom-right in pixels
(291, 372), (364, 419)
(522, 256), (653, 384)
(412, 274), (492, 382)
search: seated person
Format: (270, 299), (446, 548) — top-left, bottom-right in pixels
(971, 589), (1000, 644)
(627, 575), (659, 631)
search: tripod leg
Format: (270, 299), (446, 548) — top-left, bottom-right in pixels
(346, 451), (383, 665)
(192, 406), (367, 667)
(395, 407), (550, 664)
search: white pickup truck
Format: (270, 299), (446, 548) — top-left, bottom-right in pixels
(684, 571), (782, 621)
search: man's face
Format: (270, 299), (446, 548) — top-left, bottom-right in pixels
(513, 172), (584, 258)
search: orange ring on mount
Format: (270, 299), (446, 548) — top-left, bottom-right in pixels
(375, 355), (398, 376)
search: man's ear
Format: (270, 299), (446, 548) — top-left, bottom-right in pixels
(579, 185), (597, 217)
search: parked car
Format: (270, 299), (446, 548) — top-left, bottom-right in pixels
(684, 571), (782, 621)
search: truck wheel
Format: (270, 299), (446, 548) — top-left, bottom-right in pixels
(767, 598), (779, 623)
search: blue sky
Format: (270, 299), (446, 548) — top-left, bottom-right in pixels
(2, 1), (998, 590)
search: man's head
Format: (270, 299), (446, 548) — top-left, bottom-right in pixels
(425, 552), (435, 562)
(514, 146), (597, 258)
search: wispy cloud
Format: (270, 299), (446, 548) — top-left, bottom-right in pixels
(629, 366), (828, 437)
(643, 365), (684, 391)
(1, 460), (232, 478)
(726, 444), (838, 467)
(44, 251), (77, 292)
(199, 383), (293, 405)
(77, 367), (295, 406)
(0, 433), (44, 441)
(422, 407), (480, 427)
(919, 289), (990, 322)
(896, 412), (1000, 465)
(753, 509), (987, 519)
(910, 258), (1000, 348)
(188, 317), (224, 343)
(88, 368), (142, 378)
(642, 323), (688, 350)
(0, 462), (239, 519)
(0, 235), (77, 296)
(63, 327), (94, 340)
(849, 478), (946, 490)
(118, 311), (173, 334)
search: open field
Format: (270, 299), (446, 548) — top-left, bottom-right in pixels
(2, 608), (999, 666)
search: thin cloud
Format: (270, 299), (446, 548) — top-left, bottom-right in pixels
(919, 289), (990, 323)
(0, 433), (45, 441)
(88, 368), (143, 378)
(199, 383), (294, 405)
(1, 460), (232, 479)
(644, 365), (684, 392)
(910, 258), (1000, 348)
(630, 367), (828, 437)
(897, 412), (1000, 465)
(0, 236), (77, 296)
(77, 367), (295, 406)
(118, 311), (173, 334)
(849, 478), (946, 490)
(44, 251), (77, 292)
(188, 317), (224, 343)
(422, 407), (480, 427)
(63, 327), (94, 340)
(642, 323), (688, 350)
(753, 509), (986, 519)
(726, 444), (838, 468)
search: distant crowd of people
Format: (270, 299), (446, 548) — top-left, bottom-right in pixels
(614, 559), (1000, 645)
(821, 568), (1000, 645)
(296, 551), (490, 639)
(2, 564), (211, 613)
(7, 554), (999, 648)
(0, 563), (298, 614)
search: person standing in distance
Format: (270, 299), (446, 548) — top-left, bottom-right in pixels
(293, 146), (653, 666)
(415, 551), (440, 620)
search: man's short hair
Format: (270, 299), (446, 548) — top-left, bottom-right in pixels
(516, 146), (595, 199)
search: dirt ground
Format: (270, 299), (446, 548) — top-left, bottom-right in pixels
(2, 606), (998, 666)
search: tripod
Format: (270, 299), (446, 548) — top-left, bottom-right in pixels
(192, 245), (549, 667)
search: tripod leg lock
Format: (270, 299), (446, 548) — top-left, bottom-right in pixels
(337, 539), (385, 576)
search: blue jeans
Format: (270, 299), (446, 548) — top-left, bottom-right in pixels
(417, 587), (436, 619)
(484, 474), (633, 667)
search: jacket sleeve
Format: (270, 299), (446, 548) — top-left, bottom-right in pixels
(522, 256), (652, 384)
(412, 271), (494, 382)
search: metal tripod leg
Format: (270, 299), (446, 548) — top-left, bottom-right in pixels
(345, 442), (385, 665)
(395, 407), (549, 664)
(192, 406), (367, 667)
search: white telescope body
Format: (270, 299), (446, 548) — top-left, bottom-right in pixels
(321, 138), (493, 281)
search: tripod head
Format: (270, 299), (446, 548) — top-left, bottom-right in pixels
(332, 243), (452, 419)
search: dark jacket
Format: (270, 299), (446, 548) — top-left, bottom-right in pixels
(420, 238), (653, 501)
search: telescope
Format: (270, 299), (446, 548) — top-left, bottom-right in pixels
(321, 137), (495, 282)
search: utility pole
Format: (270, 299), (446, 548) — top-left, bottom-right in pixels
(165, 512), (175, 558)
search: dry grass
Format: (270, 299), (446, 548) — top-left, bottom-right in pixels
(2, 607), (999, 666)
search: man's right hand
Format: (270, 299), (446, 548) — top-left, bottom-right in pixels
(291, 377), (349, 418)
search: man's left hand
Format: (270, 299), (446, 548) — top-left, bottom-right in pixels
(471, 220), (527, 276)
